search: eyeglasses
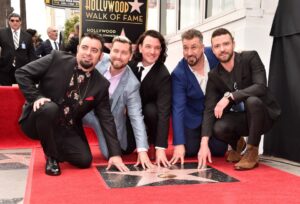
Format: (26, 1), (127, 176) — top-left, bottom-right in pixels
(10, 19), (20, 23)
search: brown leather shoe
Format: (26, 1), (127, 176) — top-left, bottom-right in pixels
(226, 137), (246, 163)
(234, 144), (259, 170)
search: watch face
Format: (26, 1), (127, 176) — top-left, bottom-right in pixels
(224, 92), (230, 97)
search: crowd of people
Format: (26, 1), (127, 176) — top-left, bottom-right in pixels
(1, 13), (281, 176)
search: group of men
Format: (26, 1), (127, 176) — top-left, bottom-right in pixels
(2, 13), (280, 176)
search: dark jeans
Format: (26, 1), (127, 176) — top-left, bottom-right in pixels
(184, 125), (228, 157)
(213, 96), (274, 149)
(20, 101), (92, 168)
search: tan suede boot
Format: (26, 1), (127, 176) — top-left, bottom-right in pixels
(226, 137), (246, 163)
(234, 144), (259, 170)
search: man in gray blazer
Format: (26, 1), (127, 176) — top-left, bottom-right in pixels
(83, 36), (153, 169)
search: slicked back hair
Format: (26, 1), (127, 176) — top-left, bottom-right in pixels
(181, 29), (203, 43)
(211, 28), (234, 42)
(80, 33), (105, 52)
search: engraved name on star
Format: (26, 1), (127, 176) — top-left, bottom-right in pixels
(129, 0), (144, 14)
(104, 166), (218, 187)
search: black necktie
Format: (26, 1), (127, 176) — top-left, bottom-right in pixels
(137, 66), (144, 81)
(54, 42), (58, 50)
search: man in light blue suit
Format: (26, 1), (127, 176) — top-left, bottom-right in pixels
(170, 29), (228, 165)
(83, 36), (153, 169)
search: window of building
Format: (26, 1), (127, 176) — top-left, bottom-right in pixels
(205, 0), (234, 18)
(179, 0), (201, 30)
(147, 0), (160, 30)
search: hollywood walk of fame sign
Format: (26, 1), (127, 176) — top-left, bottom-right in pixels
(97, 162), (239, 188)
(80, 0), (147, 43)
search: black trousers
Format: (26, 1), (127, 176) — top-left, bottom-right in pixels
(213, 96), (274, 150)
(184, 125), (227, 157)
(20, 102), (92, 168)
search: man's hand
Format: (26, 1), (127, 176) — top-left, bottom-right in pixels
(197, 137), (212, 169)
(106, 156), (129, 172)
(214, 97), (230, 118)
(134, 151), (154, 169)
(155, 149), (171, 167)
(169, 144), (185, 165)
(33, 97), (51, 112)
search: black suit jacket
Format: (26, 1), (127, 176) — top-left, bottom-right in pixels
(35, 39), (57, 57)
(15, 51), (121, 157)
(129, 60), (171, 148)
(202, 51), (281, 137)
(0, 28), (36, 82)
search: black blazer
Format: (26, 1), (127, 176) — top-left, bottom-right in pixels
(0, 28), (36, 72)
(35, 39), (56, 57)
(129, 60), (171, 148)
(15, 51), (121, 157)
(202, 51), (281, 137)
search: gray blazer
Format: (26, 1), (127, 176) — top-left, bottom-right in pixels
(83, 54), (148, 157)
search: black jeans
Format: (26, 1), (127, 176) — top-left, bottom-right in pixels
(20, 101), (92, 168)
(213, 96), (274, 149)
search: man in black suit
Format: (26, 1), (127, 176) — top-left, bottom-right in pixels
(198, 28), (281, 170)
(15, 33), (129, 176)
(0, 13), (36, 85)
(129, 30), (171, 167)
(36, 26), (60, 57)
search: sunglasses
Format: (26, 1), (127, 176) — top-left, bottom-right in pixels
(10, 19), (20, 23)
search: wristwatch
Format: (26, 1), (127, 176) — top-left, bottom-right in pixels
(224, 92), (232, 101)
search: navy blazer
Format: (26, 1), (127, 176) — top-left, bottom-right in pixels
(171, 47), (218, 145)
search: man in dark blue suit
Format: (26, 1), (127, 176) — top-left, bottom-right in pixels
(170, 29), (227, 165)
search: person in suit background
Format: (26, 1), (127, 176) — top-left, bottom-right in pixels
(26, 28), (43, 50)
(0, 13), (36, 85)
(35, 26), (60, 57)
(198, 28), (281, 170)
(83, 36), (153, 169)
(170, 29), (228, 165)
(129, 30), (171, 167)
(15, 33), (129, 176)
(64, 22), (79, 55)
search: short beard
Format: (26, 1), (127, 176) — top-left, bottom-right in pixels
(187, 56), (199, 67)
(79, 60), (93, 69)
(219, 51), (233, 63)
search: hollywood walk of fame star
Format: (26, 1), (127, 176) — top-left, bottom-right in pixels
(0, 152), (30, 168)
(128, 0), (144, 14)
(97, 163), (238, 188)
(105, 166), (217, 187)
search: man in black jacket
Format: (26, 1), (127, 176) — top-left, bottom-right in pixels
(198, 28), (281, 170)
(15, 33), (128, 176)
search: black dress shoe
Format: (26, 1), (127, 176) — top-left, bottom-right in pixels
(45, 157), (61, 176)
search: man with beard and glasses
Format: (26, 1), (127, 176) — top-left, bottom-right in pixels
(198, 28), (281, 170)
(170, 29), (228, 165)
(83, 36), (153, 169)
(15, 33), (129, 176)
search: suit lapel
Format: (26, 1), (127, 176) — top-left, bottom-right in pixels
(110, 67), (129, 110)
(232, 52), (243, 90)
(7, 29), (15, 50)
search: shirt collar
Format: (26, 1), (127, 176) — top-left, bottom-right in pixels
(137, 62), (155, 70)
(188, 54), (210, 76)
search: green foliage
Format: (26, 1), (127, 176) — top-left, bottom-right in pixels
(64, 15), (79, 43)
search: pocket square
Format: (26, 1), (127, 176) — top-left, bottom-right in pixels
(85, 96), (94, 101)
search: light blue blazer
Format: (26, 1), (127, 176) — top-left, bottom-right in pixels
(83, 54), (148, 158)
